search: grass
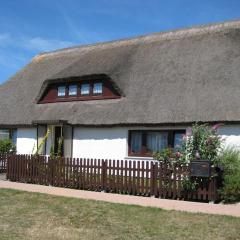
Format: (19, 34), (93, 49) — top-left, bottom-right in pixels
(0, 189), (239, 240)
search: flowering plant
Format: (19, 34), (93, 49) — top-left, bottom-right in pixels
(182, 123), (223, 165)
(153, 123), (223, 166)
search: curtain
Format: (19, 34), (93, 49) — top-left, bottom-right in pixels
(174, 133), (184, 149)
(147, 132), (168, 152)
(131, 132), (142, 153)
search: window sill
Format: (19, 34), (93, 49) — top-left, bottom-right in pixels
(125, 156), (157, 161)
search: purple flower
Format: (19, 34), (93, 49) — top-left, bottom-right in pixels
(212, 123), (223, 131)
(175, 151), (182, 158)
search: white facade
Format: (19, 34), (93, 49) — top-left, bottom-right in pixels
(16, 128), (37, 154)
(14, 125), (240, 159)
(73, 127), (128, 159)
(218, 125), (240, 149)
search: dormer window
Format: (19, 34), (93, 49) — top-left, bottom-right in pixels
(93, 83), (103, 94)
(58, 86), (66, 97)
(38, 75), (121, 104)
(69, 85), (77, 96)
(81, 84), (90, 95)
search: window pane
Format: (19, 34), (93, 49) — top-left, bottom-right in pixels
(58, 86), (66, 96)
(93, 83), (103, 94)
(69, 85), (77, 96)
(11, 129), (17, 145)
(174, 133), (184, 149)
(81, 84), (90, 95)
(147, 132), (168, 152)
(131, 132), (142, 153)
(0, 129), (10, 140)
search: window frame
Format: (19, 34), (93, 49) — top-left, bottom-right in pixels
(68, 84), (78, 96)
(93, 82), (103, 95)
(128, 129), (185, 157)
(80, 83), (90, 96)
(0, 129), (10, 140)
(57, 86), (66, 97)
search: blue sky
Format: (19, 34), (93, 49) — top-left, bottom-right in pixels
(0, 0), (240, 84)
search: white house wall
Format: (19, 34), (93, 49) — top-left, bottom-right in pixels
(13, 125), (240, 158)
(73, 127), (128, 159)
(16, 128), (37, 154)
(218, 125), (240, 149)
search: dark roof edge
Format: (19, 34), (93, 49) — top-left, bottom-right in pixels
(1, 121), (240, 128)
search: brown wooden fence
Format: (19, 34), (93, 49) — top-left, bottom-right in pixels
(6, 154), (218, 202)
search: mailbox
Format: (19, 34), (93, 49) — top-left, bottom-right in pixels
(190, 160), (211, 177)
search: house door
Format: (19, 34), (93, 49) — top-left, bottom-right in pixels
(54, 126), (64, 156)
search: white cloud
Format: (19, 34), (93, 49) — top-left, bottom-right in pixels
(0, 32), (75, 52)
(21, 37), (74, 52)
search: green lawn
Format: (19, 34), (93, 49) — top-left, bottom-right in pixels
(0, 189), (239, 240)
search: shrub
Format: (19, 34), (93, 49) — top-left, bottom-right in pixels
(182, 123), (222, 165)
(0, 139), (16, 155)
(153, 123), (223, 166)
(153, 148), (185, 165)
(218, 147), (240, 203)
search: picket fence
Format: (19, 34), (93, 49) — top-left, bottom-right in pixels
(5, 154), (218, 201)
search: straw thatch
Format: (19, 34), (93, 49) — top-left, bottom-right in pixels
(0, 20), (240, 126)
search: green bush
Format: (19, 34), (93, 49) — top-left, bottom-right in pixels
(0, 139), (16, 155)
(182, 123), (222, 165)
(218, 147), (240, 203)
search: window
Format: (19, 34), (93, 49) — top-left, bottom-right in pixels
(130, 131), (142, 153)
(129, 130), (185, 156)
(81, 84), (90, 95)
(11, 129), (17, 145)
(174, 132), (185, 149)
(0, 129), (10, 140)
(58, 86), (66, 97)
(93, 83), (103, 94)
(69, 85), (77, 96)
(147, 132), (168, 152)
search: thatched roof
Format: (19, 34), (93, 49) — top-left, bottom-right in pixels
(1, 20), (240, 127)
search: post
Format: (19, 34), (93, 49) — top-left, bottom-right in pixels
(101, 160), (107, 192)
(150, 162), (157, 197)
(48, 156), (54, 186)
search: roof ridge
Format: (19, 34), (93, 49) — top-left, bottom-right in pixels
(33, 19), (240, 60)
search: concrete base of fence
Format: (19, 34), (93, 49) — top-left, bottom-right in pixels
(0, 180), (239, 217)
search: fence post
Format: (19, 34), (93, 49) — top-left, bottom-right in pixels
(101, 160), (107, 192)
(48, 157), (54, 186)
(150, 162), (157, 197)
(6, 154), (9, 179)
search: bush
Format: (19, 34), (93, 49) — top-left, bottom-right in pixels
(218, 147), (240, 203)
(182, 123), (222, 165)
(153, 148), (185, 165)
(153, 123), (223, 166)
(0, 139), (16, 155)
